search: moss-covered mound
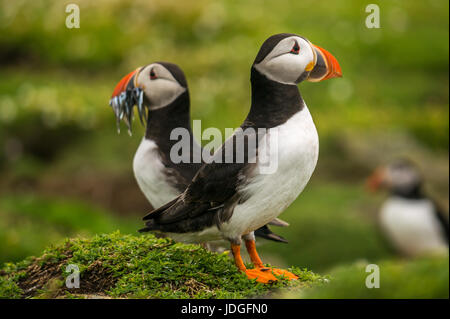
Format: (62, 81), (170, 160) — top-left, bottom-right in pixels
(0, 232), (325, 299)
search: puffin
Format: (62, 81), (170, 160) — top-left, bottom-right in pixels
(367, 159), (449, 257)
(139, 34), (342, 283)
(109, 62), (289, 244)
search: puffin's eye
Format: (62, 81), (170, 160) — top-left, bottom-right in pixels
(150, 68), (157, 80)
(290, 41), (300, 55)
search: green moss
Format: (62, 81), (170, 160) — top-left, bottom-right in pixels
(0, 276), (22, 299)
(0, 232), (324, 299)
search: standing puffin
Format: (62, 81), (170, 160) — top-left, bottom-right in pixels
(109, 62), (288, 243)
(367, 159), (449, 257)
(139, 34), (342, 283)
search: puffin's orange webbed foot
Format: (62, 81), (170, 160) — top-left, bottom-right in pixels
(269, 268), (298, 280)
(231, 243), (278, 284)
(243, 239), (298, 281)
(244, 268), (278, 284)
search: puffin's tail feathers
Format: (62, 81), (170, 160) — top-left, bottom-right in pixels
(268, 218), (290, 227)
(142, 196), (180, 221)
(254, 225), (288, 243)
(139, 194), (211, 233)
(139, 196), (181, 233)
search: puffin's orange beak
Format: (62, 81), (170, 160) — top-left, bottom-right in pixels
(366, 167), (386, 192)
(111, 68), (140, 99)
(109, 67), (145, 134)
(307, 44), (342, 82)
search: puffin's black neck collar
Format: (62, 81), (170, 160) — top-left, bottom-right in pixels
(145, 91), (193, 152)
(144, 90), (202, 189)
(391, 184), (426, 200)
(243, 67), (304, 129)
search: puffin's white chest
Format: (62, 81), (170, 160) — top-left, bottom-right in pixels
(380, 197), (448, 257)
(224, 106), (319, 237)
(133, 138), (180, 208)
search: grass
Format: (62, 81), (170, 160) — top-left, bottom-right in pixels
(0, 232), (325, 299)
(0, 185), (447, 299)
(0, 194), (140, 264)
(0, 182), (391, 272)
(257, 181), (393, 272)
(293, 257), (449, 299)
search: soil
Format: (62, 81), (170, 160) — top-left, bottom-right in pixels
(17, 252), (116, 298)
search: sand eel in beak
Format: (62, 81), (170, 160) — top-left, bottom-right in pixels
(367, 159), (449, 257)
(139, 34), (342, 283)
(109, 62), (289, 245)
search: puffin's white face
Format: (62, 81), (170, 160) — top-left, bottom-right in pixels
(367, 161), (422, 193)
(254, 36), (316, 85)
(109, 62), (188, 134)
(385, 163), (422, 190)
(135, 63), (186, 110)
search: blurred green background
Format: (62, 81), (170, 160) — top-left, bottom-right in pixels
(0, 0), (448, 298)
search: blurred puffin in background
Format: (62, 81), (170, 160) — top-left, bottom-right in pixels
(367, 159), (449, 257)
(109, 62), (289, 245)
(139, 34), (342, 283)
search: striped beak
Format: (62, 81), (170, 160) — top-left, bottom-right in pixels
(109, 67), (146, 135)
(307, 44), (342, 82)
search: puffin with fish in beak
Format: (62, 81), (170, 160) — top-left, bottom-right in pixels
(139, 34), (342, 283)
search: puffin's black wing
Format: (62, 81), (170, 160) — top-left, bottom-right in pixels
(140, 132), (258, 233)
(139, 162), (250, 233)
(432, 201), (449, 243)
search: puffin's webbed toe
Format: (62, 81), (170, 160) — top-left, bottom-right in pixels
(269, 268), (298, 280)
(244, 268), (278, 284)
